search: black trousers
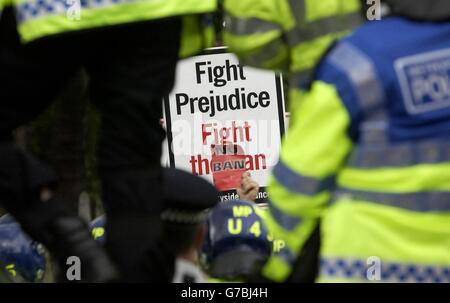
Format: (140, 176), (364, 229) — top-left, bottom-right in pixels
(0, 8), (181, 281)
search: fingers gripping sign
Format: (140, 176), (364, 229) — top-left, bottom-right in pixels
(237, 172), (260, 203)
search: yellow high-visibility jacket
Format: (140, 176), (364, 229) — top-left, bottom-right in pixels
(223, 0), (362, 90)
(4, 0), (217, 57)
(223, 0), (363, 282)
(264, 16), (450, 283)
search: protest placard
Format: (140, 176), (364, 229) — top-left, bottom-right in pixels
(163, 48), (285, 203)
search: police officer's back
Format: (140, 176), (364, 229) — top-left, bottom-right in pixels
(0, 0), (216, 282)
(263, 0), (450, 282)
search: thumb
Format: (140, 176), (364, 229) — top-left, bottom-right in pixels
(236, 187), (244, 198)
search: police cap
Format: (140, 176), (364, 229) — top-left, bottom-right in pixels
(161, 168), (219, 224)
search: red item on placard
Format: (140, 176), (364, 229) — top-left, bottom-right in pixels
(211, 144), (247, 191)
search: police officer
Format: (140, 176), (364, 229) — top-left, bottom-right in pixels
(162, 168), (219, 283)
(221, 0), (364, 282)
(0, 1), (216, 281)
(264, 0), (450, 282)
(201, 200), (272, 282)
(89, 215), (107, 246)
(89, 168), (220, 283)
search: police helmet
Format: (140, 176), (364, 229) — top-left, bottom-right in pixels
(0, 214), (17, 225)
(201, 200), (272, 280)
(0, 220), (46, 282)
